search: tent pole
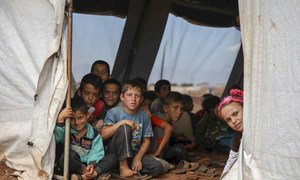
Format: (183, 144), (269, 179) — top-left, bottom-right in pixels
(63, 0), (73, 179)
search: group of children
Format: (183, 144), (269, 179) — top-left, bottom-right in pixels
(54, 60), (243, 179)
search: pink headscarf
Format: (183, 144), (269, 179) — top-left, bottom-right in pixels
(217, 89), (243, 114)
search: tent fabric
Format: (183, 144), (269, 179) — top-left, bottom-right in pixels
(229, 1), (300, 179)
(0, 0), (67, 179)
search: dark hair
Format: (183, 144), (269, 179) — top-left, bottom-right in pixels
(62, 97), (88, 113)
(182, 94), (193, 103)
(133, 77), (147, 92)
(202, 95), (221, 112)
(154, 79), (171, 93)
(143, 90), (157, 102)
(79, 73), (103, 91)
(122, 79), (144, 95)
(163, 91), (184, 106)
(90, 60), (110, 75)
(103, 78), (122, 93)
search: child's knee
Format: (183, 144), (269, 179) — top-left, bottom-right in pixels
(117, 124), (133, 135)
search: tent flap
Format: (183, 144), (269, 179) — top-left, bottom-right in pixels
(0, 0), (67, 179)
(240, 0), (300, 179)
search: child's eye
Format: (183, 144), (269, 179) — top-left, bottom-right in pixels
(233, 111), (238, 116)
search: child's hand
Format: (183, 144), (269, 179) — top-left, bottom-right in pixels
(82, 164), (97, 179)
(95, 119), (104, 131)
(131, 157), (142, 172)
(57, 107), (73, 123)
(142, 106), (151, 117)
(123, 120), (137, 130)
(87, 107), (95, 123)
(151, 150), (163, 158)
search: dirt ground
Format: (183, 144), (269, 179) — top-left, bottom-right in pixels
(0, 151), (228, 180)
(0, 162), (17, 180)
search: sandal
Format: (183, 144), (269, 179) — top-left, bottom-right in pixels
(170, 160), (199, 174)
(187, 164), (217, 177)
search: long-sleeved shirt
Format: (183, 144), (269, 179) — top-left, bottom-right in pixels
(54, 123), (105, 165)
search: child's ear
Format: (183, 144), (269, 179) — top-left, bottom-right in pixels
(163, 105), (168, 113)
(120, 93), (124, 102)
(77, 88), (82, 96)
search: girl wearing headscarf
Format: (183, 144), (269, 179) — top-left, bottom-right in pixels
(217, 89), (243, 177)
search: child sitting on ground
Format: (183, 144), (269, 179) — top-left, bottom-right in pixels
(101, 80), (164, 178)
(141, 91), (173, 158)
(54, 97), (117, 179)
(157, 91), (191, 163)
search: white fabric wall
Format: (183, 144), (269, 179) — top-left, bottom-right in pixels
(0, 0), (67, 179)
(239, 1), (300, 179)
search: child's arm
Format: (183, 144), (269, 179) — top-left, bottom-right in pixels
(101, 120), (136, 140)
(57, 107), (73, 124)
(54, 107), (73, 143)
(86, 135), (105, 166)
(131, 137), (150, 171)
(153, 121), (173, 157)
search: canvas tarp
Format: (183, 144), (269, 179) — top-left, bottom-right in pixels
(0, 0), (67, 179)
(224, 1), (300, 179)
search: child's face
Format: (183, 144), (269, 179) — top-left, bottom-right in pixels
(70, 110), (88, 132)
(158, 85), (171, 99)
(92, 64), (109, 82)
(220, 102), (243, 132)
(120, 87), (143, 114)
(78, 83), (101, 107)
(164, 102), (183, 121)
(103, 83), (120, 107)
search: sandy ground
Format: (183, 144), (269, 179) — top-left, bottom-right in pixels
(0, 162), (17, 180)
(0, 151), (228, 180)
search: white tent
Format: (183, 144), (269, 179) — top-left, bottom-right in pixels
(0, 0), (68, 179)
(1, 0), (300, 179)
(224, 1), (300, 179)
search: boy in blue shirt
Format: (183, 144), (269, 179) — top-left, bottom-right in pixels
(101, 80), (163, 178)
(55, 97), (117, 179)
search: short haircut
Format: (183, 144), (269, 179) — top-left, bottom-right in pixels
(62, 97), (88, 113)
(154, 79), (171, 93)
(182, 94), (193, 103)
(121, 79), (144, 95)
(79, 73), (103, 91)
(202, 95), (221, 112)
(90, 60), (110, 75)
(103, 78), (122, 93)
(133, 77), (147, 92)
(163, 91), (184, 106)
(143, 90), (157, 102)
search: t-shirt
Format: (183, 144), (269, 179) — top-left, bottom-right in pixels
(151, 98), (163, 114)
(93, 99), (106, 121)
(104, 106), (153, 151)
(231, 131), (243, 152)
(150, 114), (165, 146)
(151, 114), (164, 128)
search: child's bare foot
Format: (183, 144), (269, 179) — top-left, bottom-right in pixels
(119, 159), (137, 177)
(120, 166), (137, 177)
